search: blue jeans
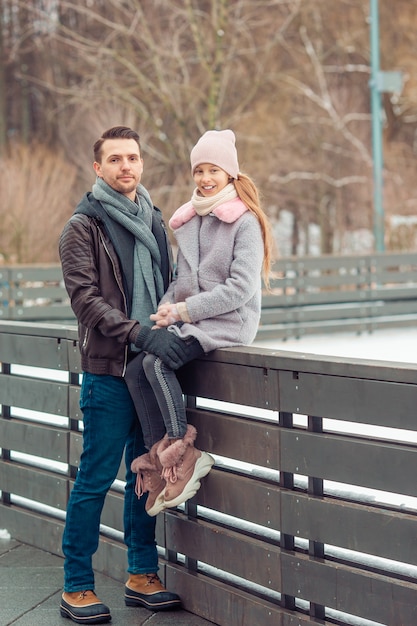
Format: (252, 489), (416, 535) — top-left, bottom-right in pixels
(62, 373), (158, 592)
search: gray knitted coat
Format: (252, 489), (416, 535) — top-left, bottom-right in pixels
(161, 197), (264, 353)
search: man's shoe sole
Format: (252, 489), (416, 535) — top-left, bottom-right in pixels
(124, 587), (181, 611)
(60, 599), (111, 624)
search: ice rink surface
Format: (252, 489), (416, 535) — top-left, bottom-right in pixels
(253, 326), (417, 365)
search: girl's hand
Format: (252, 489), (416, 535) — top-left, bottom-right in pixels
(150, 303), (181, 327)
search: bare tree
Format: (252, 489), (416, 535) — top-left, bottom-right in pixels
(264, 1), (374, 252)
(0, 3), (7, 152)
(2, 0), (417, 260)
(17, 0), (299, 210)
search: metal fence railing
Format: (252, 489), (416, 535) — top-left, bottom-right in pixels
(1, 320), (417, 625)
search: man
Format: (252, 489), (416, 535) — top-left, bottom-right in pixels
(59, 126), (188, 624)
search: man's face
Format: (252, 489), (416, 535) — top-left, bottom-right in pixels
(93, 138), (144, 201)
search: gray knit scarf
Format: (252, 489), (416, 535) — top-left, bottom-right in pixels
(92, 177), (164, 329)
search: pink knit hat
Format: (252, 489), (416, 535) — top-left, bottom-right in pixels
(190, 129), (239, 179)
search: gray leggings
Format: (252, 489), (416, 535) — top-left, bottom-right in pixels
(125, 338), (204, 450)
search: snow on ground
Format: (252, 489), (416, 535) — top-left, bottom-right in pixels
(253, 326), (417, 365)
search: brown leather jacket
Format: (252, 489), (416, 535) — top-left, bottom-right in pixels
(59, 192), (172, 377)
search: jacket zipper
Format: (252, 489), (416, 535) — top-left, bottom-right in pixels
(82, 327), (89, 350)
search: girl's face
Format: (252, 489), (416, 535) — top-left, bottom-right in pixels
(193, 163), (230, 197)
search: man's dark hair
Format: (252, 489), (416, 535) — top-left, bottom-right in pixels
(93, 126), (141, 163)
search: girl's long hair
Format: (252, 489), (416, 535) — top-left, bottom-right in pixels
(234, 172), (275, 290)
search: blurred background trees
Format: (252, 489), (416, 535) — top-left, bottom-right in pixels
(1, 0), (417, 262)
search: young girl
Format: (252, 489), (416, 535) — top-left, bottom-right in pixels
(126, 129), (274, 516)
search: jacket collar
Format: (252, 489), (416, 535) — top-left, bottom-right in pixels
(169, 197), (248, 230)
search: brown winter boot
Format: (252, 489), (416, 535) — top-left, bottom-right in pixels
(131, 442), (166, 516)
(60, 590), (111, 624)
(157, 425), (214, 509)
(124, 573), (181, 611)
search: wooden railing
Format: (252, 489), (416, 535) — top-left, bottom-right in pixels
(2, 251), (417, 338)
(0, 264), (72, 321)
(1, 321), (417, 626)
(260, 250), (417, 338)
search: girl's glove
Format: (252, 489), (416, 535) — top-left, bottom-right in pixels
(134, 327), (188, 370)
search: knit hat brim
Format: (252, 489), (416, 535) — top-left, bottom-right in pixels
(190, 129), (239, 179)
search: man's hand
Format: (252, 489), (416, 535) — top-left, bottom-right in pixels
(135, 326), (188, 369)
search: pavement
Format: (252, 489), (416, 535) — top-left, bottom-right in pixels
(0, 537), (216, 626)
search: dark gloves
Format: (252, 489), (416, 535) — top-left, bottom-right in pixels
(135, 326), (189, 370)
